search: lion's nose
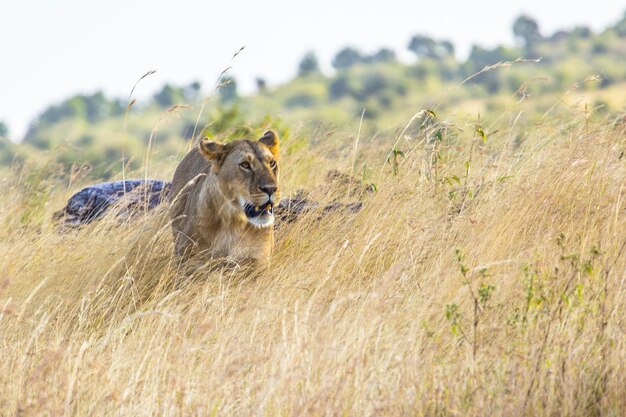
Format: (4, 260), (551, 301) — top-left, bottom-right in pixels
(259, 185), (277, 196)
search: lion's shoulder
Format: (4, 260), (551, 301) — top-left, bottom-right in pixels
(170, 147), (211, 200)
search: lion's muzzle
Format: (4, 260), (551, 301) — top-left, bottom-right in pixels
(244, 200), (274, 219)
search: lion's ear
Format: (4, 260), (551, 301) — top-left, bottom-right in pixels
(199, 138), (227, 166)
(258, 130), (279, 158)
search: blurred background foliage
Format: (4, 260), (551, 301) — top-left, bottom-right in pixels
(2, 11), (626, 182)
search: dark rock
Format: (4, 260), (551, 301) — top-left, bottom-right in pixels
(56, 179), (363, 228)
(54, 180), (171, 227)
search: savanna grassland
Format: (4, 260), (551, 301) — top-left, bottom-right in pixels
(2, 12), (626, 417)
(1, 97), (626, 416)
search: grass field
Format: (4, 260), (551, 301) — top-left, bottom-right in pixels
(1, 106), (625, 416)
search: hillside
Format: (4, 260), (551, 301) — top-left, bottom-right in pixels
(1, 12), (625, 184)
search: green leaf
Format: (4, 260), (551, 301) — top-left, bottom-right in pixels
(475, 125), (487, 143)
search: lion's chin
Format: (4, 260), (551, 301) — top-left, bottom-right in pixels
(238, 197), (275, 228)
(247, 213), (275, 228)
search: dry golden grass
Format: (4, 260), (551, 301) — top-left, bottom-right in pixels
(1, 111), (626, 416)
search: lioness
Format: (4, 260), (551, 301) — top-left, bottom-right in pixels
(170, 131), (280, 265)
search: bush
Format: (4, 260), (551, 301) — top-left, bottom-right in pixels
(329, 75), (352, 100)
(285, 93), (317, 108)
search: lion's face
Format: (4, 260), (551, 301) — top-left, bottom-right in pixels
(199, 131), (280, 228)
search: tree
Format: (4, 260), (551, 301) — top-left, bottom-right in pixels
(184, 81), (202, 101)
(408, 35), (436, 59)
(110, 99), (125, 117)
(255, 77), (267, 93)
(0, 126), (15, 164)
(407, 35), (455, 60)
(218, 76), (238, 103)
(571, 26), (592, 39)
(465, 45), (517, 73)
(36, 96), (88, 124)
(513, 14), (542, 51)
(332, 47), (365, 70)
(440, 40), (455, 58)
(369, 48), (397, 63)
(83, 92), (110, 122)
(614, 11), (626, 37)
(328, 75), (351, 100)
(592, 37), (609, 54)
(358, 72), (388, 100)
(463, 45), (519, 93)
(153, 84), (185, 107)
(298, 51), (320, 76)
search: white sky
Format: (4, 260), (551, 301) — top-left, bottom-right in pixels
(2, 0), (625, 140)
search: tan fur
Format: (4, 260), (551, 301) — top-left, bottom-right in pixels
(170, 131), (280, 266)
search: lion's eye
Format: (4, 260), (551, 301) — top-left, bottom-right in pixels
(240, 161), (251, 170)
(269, 160), (277, 169)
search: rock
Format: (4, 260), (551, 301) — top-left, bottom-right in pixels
(55, 179), (364, 228)
(54, 180), (171, 227)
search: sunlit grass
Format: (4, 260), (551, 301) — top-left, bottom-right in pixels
(1, 107), (625, 416)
